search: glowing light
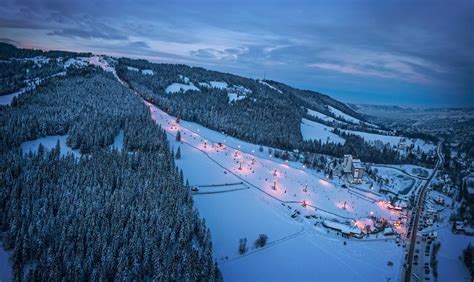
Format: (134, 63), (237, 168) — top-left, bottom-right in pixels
(319, 179), (330, 187)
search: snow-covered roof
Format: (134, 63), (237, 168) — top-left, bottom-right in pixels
(353, 159), (364, 169)
(323, 220), (361, 235)
(383, 227), (394, 235)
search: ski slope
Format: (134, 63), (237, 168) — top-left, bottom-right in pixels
(307, 108), (343, 124)
(259, 80), (283, 94)
(145, 101), (404, 281)
(300, 118), (345, 144)
(328, 105), (362, 124)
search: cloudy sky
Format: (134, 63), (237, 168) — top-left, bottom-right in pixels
(1, 0), (472, 107)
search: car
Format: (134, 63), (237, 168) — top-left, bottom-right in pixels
(416, 249), (420, 253)
(425, 269), (430, 275)
(414, 261), (418, 265)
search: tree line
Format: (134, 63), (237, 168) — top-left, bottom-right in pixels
(0, 67), (221, 280)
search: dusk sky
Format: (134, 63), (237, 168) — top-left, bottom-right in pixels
(1, 0), (472, 107)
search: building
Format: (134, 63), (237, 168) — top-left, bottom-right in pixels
(352, 159), (365, 180)
(322, 220), (362, 237)
(342, 155), (365, 183)
(343, 154), (353, 173)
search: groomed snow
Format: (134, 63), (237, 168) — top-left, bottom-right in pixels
(165, 82), (200, 94)
(21, 135), (80, 157)
(307, 108), (344, 124)
(328, 105), (362, 124)
(259, 80), (283, 94)
(300, 118), (345, 144)
(145, 102), (404, 281)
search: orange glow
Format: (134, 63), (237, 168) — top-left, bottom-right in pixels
(319, 179), (331, 187)
(353, 220), (364, 229)
(394, 221), (401, 229)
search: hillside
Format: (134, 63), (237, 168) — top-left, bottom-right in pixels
(0, 58), (220, 280)
(0, 43), (437, 167)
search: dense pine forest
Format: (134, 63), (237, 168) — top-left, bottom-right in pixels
(0, 65), (220, 280)
(116, 58), (425, 165)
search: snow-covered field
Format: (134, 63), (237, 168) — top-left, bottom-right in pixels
(20, 131), (124, 156)
(21, 135), (80, 157)
(110, 130), (124, 151)
(227, 93), (245, 103)
(300, 118), (345, 144)
(146, 102), (404, 281)
(165, 82), (200, 94)
(437, 227), (472, 282)
(420, 202), (474, 282)
(342, 129), (436, 153)
(0, 244), (12, 282)
(209, 81), (228, 89)
(370, 166), (417, 196)
(141, 69), (154, 75)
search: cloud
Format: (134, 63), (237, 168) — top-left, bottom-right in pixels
(190, 47), (248, 61)
(127, 41), (150, 49)
(0, 37), (19, 45)
(0, 0), (472, 106)
(47, 28), (127, 40)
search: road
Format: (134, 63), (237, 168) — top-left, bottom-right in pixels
(403, 142), (443, 282)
